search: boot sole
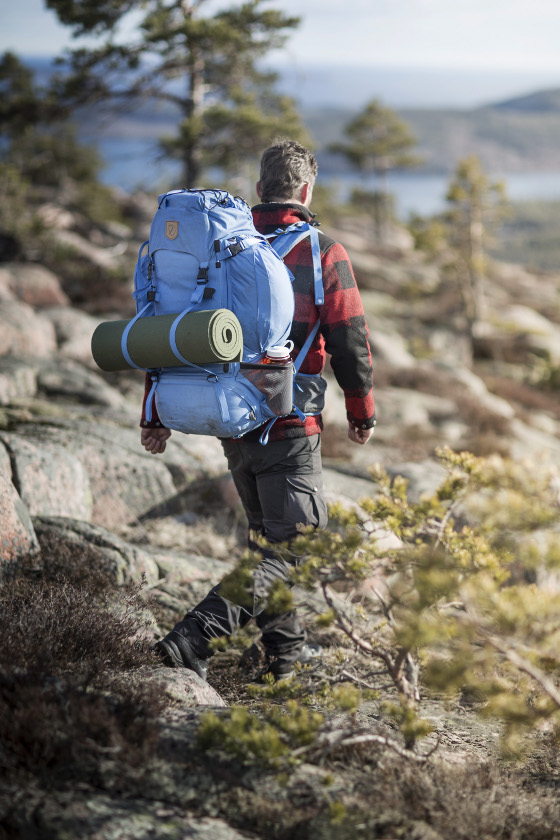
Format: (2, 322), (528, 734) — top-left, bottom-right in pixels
(154, 637), (208, 680)
(154, 638), (184, 668)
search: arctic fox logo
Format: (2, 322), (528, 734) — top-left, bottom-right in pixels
(165, 221), (179, 240)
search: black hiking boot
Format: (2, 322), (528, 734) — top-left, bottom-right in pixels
(153, 632), (209, 680)
(253, 642), (323, 683)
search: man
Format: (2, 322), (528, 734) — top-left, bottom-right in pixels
(142, 140), (375, 681)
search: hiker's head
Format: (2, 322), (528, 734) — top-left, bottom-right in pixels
(257, 140), (318, 206)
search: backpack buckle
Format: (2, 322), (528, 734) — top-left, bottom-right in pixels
(229, 241), (242, 257)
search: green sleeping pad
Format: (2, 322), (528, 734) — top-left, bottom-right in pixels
(91, 308), (243, 371)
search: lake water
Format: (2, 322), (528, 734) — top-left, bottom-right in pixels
(97, 138), (560, 219)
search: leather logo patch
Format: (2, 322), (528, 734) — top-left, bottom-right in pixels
(165, 220), (179, 240)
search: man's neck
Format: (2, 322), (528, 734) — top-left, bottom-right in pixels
(259, 200), (308, 211)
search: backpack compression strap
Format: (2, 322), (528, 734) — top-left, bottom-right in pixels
(190, 235), (263, 305)
(122, 301), (224, 423)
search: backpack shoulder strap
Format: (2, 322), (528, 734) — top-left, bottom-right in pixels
(257, 223), (326, 445)
(267, 222), (311, 259)
(293, 319), (321, 374)
(267, 222), (324, 306)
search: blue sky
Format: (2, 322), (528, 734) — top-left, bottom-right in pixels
(3, 0), (560, 70)
(3, 0), (560, 107)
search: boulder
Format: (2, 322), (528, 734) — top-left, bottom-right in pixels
(360, 289), (412, 319)
(2, 418), (227, 531)
(0, 358), (38, 406)
(33, 516), (160, 586)
(370, 329), (416, 368)
(347, 251), (385, 287)
(0, 269), (17, 301)
(71, 424), (226, 530)
(491, 261), (559, 309)
(386, 460), (447, 502)
(0, 299), (57, 358)
(43, 306), (104, 367)
(0, 430), (93, 521)
(0, 466), (39, 575)
(323, 465), (379, 506)
(425, 328), (473, 368)
(140, 516), (235, 564)
(36, 357), (130, 410)
(372, 387), (457, 438)
(495, 304), (557, 335)
(2, 262), (70, 308)
(149, 547), (234, 586)
(509, 419), (560, 468)
(444, 365), (515, 420)
(475, 305), (560, 365)
(36, 202), (76, 230)
(155, 667), (228, 708)
(52, 229), (127, 270)
(15, 791), (249, 840)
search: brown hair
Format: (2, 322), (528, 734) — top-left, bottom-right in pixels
(258, 140), (318, 202)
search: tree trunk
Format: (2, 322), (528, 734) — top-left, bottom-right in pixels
(181, 1), (205, 186)
(373, 165), (390, 245)
(467, 205), (486, 338)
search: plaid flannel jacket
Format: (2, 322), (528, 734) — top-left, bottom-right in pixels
(141, 202), (376, 441)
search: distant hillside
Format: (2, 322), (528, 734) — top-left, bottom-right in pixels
(494, 88), (560, 112)
(400, 105), (560, 172)
(305, 95), (560, 174)
(80, 98), (560, 180)
(19, 53), (560, 177)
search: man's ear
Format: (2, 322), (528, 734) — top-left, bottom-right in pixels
(300, 182), (311, 206)
(256, 181), (262, 199)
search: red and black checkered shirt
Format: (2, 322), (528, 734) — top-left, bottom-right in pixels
(249, 203), (375, 441)
(141, 202), (375, 440)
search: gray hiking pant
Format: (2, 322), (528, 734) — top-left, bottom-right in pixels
(171, 434), (328, 667)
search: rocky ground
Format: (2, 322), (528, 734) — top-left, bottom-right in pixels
(2, 193), (560, 838)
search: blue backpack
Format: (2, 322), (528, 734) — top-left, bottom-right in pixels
(131, 189), (324, 442)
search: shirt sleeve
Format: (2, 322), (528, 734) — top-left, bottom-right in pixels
(320, 242), (376, 429)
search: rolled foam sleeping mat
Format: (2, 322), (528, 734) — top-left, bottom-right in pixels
(91, 308), (243, 371)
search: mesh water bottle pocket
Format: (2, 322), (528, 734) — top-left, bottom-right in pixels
(240, 362), (293, 416)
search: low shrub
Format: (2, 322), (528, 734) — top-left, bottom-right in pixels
(0, 547), (161, 782)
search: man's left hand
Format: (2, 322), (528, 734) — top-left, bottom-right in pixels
(141, 427), (172, 454)
(348, 423), (374, 445)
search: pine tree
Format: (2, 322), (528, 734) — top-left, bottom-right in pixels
(216, 448), (560, 761)
(0, 51), (107, 255)
(46, 0), (306, 186)
(330, 99), (421, 241)
(444, 155), (509, 338)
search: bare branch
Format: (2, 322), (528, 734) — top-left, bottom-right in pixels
(291, 728), (441, 764)
(321, 582), (394, 667)
(335, 731), (441, 762)
(339, 669), (380, 691)
(485, 633), (560, 710)
(434, 503), (459, 548)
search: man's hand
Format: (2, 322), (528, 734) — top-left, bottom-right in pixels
(141, 427), (172, 454)
(348, 423), (374, 445)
